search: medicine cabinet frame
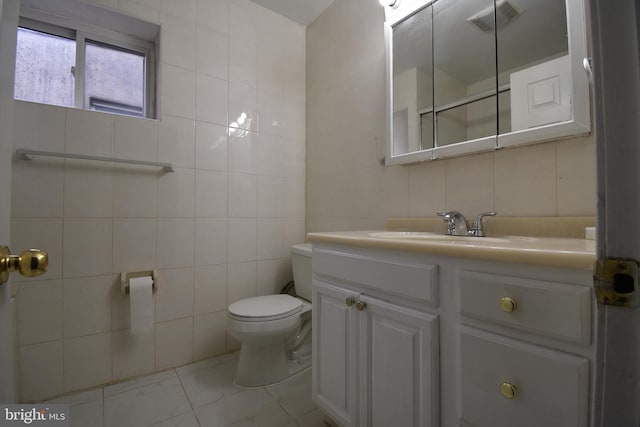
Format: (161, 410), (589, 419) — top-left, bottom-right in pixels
(383, 0), (591, 166)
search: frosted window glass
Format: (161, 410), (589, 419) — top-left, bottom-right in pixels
(14, 27), (76, 107)
(84, 41), (145, 117)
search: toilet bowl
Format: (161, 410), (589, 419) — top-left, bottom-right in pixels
(226, 243), (312, 387)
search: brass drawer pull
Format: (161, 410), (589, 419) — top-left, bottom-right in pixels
(346, 296), (356, 307)
(500, 382), (517, 399)
(499, 296), (517, 313)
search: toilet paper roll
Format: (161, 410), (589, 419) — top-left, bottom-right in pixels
(130, 276), (154, 334)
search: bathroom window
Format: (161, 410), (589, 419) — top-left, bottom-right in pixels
(14, 9), (157, 119)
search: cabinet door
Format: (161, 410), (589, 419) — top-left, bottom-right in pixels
(460, 327), (589, 427)
(312, 281), (359, 427)
(358, 295), (439, 427)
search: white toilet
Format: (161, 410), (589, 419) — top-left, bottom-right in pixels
(226, 243), (312, 387)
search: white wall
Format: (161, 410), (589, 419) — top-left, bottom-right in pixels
(306, 0), (595, 233)
(11, 0), (305, 402)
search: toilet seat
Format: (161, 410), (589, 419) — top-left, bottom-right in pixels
(228, 294), (303, 322)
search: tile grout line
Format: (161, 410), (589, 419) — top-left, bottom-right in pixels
(172, 366), (201, 427)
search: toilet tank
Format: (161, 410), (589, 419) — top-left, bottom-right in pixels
(291, 243), (312, 301)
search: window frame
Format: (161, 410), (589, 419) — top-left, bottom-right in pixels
(17, 9), (156, 118)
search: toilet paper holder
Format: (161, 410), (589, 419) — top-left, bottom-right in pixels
(121, 270), (158, 294)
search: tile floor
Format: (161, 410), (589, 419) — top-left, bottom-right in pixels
(44, 352), (325, 427)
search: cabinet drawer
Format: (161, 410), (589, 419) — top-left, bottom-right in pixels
(313, 248), (438, 306)
(460, 328), (589, 427)
(459, 270), (591, 344)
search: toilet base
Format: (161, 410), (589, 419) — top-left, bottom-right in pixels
(235, 341), (290, 387)
(234, 336), (312, 388)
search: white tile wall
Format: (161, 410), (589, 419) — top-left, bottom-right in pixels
(62, 276), (112, 338)
(195, 75), (228, 126)
(111, 329), (155, 381)
(194, 264), (227, 315)
(17, 280), (63, 345)
(195, 171), (228, 218)
(155, 268), (194, 323)
(63, 219), (113, 278)
(306, 0), (596, 232)
(195, 122), (228, 171)
(157, 116), (196, 168)
(193, 311), (227, 360)
(12, 0), (305, 402)
(156, 218), (195, 269)
(18, 341), (64, 402)
(227, 261), (257, 305)
(11, 160), (64, 218)
(113, 170), (157, 218)
(63, 333), (112, 392)
(156, 318), (194, 370)
(112, 218), (157, 272)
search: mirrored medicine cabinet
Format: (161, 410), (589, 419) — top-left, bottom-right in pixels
(383, 0), (591, 165)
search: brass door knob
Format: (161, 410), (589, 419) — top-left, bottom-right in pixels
(499, 296), (517, 313)
(0, 246), (48, 284)
(500, 382), (517, 399)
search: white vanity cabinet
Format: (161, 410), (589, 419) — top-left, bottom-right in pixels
(310, 236), (595, 427)
(312, 245), (439, 427)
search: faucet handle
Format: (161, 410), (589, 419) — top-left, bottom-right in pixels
(436, 211), (464, 220)
(470, 211), (497, 237)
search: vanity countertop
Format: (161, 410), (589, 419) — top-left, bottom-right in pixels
(306, 230), (596, 270)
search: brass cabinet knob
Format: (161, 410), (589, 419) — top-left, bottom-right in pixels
(499, 296), (517, 313)
(0, 246), (48, 284)
(355, 299), (367, 311)
(346, 296), (356, 307)
(500, 382), (517, 399)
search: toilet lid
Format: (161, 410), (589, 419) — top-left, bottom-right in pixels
(228, 294), (303, 319)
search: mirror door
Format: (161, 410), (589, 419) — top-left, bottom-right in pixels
(384, 0), (590, 165)
(392, 5), (433, 156)
(497, 0), (569, 135)
(433, 0), (497, 148)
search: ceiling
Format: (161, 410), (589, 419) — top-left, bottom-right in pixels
(249, 0), (336, 26)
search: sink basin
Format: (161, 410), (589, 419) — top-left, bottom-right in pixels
(368, 231), (522, 244)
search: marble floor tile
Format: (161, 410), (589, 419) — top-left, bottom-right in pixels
(294, 409), (328, 427)
(195, 388), (291, 427)
(45, 388), (104, 427)
(266, 369), (315, 419)
(175, 352), (241, 408)
(148, 411), (201, 427)
(104, 370), (192, 427)
(38, 353), (320, 427)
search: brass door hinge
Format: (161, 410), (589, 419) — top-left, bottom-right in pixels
(594, 258), (638, 307)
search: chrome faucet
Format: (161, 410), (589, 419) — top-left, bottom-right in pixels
(437, 211), (469, 236)
(437, 211), (497, 237)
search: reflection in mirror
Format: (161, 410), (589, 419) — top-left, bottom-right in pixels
(433, 0), (497, 146)
(392, 5), (432, 155)
(497, 0), (568, 134)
